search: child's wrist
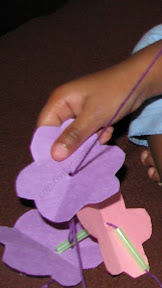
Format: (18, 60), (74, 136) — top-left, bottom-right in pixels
(126, 40), (162, 102)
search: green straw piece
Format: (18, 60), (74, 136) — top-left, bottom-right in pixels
(56, 229), (89, 254)
(115, 228), (150, 271)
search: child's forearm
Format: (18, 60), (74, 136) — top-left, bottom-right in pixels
(38, 40), (162, 161)
(147, 134), (162, 183)
(118, 40), (162, 107)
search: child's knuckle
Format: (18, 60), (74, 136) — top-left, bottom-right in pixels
(67, 128), (81, 143)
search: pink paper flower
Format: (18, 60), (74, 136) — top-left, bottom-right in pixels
(77, 191), (152, 278)
(16, 120), (125, 223)
(0, 209), (102, 286)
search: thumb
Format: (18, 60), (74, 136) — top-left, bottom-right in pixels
(51, 107), (105, 161)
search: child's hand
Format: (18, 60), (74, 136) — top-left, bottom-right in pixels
(37, 42), (162, 161)
(37, 65), (139, 160)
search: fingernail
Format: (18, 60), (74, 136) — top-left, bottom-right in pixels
(148, 167), (154, 178)
(107, 126), (114, 133)
(52, 143), (69, 161)
(99, 137), (106, 145)
(158, 182), (162, 187)
(141, 151), (148, 162)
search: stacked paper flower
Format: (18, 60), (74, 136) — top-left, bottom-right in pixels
(0, 120), (152, 287)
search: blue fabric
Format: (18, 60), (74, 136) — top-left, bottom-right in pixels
(128, 24), (162, 146)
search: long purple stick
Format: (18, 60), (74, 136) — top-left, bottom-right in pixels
(71, 48), (162, 176)
(69, 48), (162, 288)
(42, 280), (54, 288)
(146, 270), (162, 287)
(69, 218), (87, 288)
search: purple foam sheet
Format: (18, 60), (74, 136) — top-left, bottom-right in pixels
(16, 119), (125, 222)
(0, 209), (102, 286)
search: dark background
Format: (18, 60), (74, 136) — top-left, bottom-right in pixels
(0, 0), (161, 287)
(0, 0), (68, 36)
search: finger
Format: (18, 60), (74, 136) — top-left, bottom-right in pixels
(37, 95), (73, 128)
(51, 105), (107, 161)
(37, 85), (85, 127)
(37, 99), (74, 127)
(141, 150), (161, 183)
(96, 126), (114, 145)
(141, 150), (155, 167)
(148, 167), (161, 183)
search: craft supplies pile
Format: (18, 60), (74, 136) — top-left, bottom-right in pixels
(1, 117), (161, 288)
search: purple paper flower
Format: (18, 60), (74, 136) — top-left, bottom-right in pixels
(0, 209), (102, 286)
(16, 120), (125, 223)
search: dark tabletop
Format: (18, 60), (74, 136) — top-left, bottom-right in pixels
(0, 0), (161, 287)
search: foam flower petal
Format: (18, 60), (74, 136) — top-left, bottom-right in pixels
(0, 210), (102, 286)
(30, 119), (74, 161)
(16, 120), (125, 222)
(77, 192), (152, 278)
